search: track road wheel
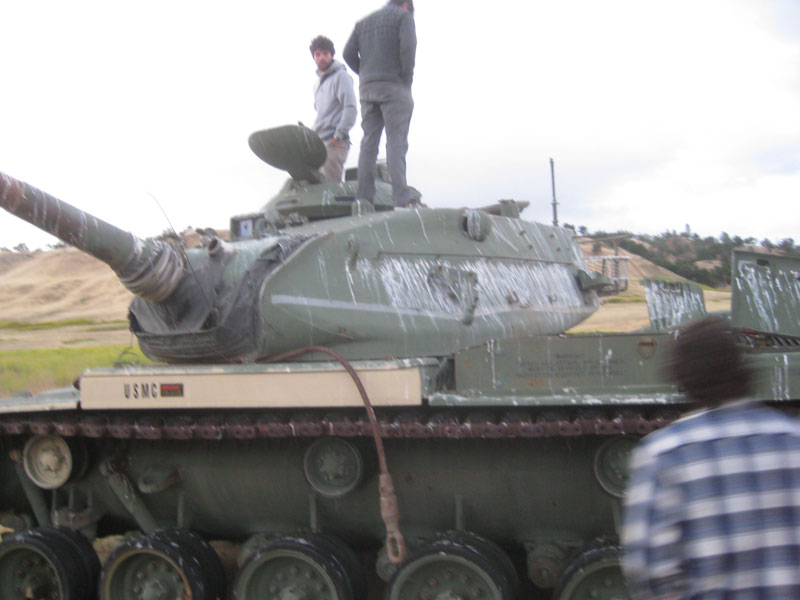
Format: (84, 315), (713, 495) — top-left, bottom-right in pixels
(99, 528), (225, 600)
(43, 527), (101, 600)
(437, 531), (520, 598)
(553, 544), (630, 600)
(386, 533), (518, 600)
(233, 534), (353, 600)
(0, 527), (96, 599)
(306, 532), (367, 600)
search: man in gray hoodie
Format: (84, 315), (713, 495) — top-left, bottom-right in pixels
(343, 1), (417, 207)
(310, 35), (357, 183)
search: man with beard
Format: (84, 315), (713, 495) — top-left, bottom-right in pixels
(310, 35), (357, 183)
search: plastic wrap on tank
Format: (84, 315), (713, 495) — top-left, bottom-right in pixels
(643, 279), (707, 332)
(372, 256), (591, 329)
(732, 250), (800, 338)
(133, 234), (313, 363)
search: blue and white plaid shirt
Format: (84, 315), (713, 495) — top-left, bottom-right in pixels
(623, 399), (800, 599)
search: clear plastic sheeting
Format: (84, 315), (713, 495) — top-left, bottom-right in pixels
(375, 256), (585, 313)
(362, 255), (596, 336)
(117, 238), (184, 302)
(643, 279), (707, 333)
(732, 251), (800, 338)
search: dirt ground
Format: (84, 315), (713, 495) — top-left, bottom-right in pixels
(570, 289), (731, 333)
(0, 246), (732, 352)
(0, 248), (133, 351)
(0, 248), (132, 323)
(0, 324), (135, 352)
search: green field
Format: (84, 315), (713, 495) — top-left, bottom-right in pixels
(0, 319), (127, 332)
(0, 345), (152, 396)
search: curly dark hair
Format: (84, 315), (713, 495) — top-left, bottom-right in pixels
(309, 35), (335, 57)
(670, 316), (751, 407)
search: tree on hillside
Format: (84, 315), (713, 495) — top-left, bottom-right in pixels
(586, 226), (798, 288)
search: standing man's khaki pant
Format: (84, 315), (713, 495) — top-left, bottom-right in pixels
(321, 138), (351, 183)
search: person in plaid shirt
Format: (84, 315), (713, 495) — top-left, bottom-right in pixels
(623, 316), (800, 598)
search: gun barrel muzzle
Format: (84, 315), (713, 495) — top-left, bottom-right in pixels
(0, 171), (183, 302)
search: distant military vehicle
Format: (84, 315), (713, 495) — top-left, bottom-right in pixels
(0, 125), (797, 599)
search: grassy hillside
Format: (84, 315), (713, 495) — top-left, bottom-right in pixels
(580, 228), (799, 287)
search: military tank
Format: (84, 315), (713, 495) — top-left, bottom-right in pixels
(0, 125), (798, 600)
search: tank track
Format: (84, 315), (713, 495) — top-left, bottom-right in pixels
(0, 408), (680, 441)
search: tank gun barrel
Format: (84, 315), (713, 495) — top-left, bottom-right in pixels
(0, 171), (183, 302)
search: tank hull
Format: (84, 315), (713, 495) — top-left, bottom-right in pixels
(0, 437), (617, 545)
(2, 332), (799, 599)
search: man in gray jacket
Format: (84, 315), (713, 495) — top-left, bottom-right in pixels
(310, 35), (357, 183)
(343, 1), (416, 207)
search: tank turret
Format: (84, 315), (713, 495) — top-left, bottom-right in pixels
(243, 123), (412, 224)
(0, 125), (605, 365)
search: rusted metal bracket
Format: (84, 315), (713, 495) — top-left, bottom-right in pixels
(10, 450), (51, 528)
(100, 457), (159, 534)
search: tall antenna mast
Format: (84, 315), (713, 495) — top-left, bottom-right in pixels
(550, 157), (559, 226)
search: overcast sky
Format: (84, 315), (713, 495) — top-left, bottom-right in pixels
(1, 0), (798, 250)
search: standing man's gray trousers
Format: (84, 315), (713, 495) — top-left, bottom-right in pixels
(356, 82), (414, 207)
